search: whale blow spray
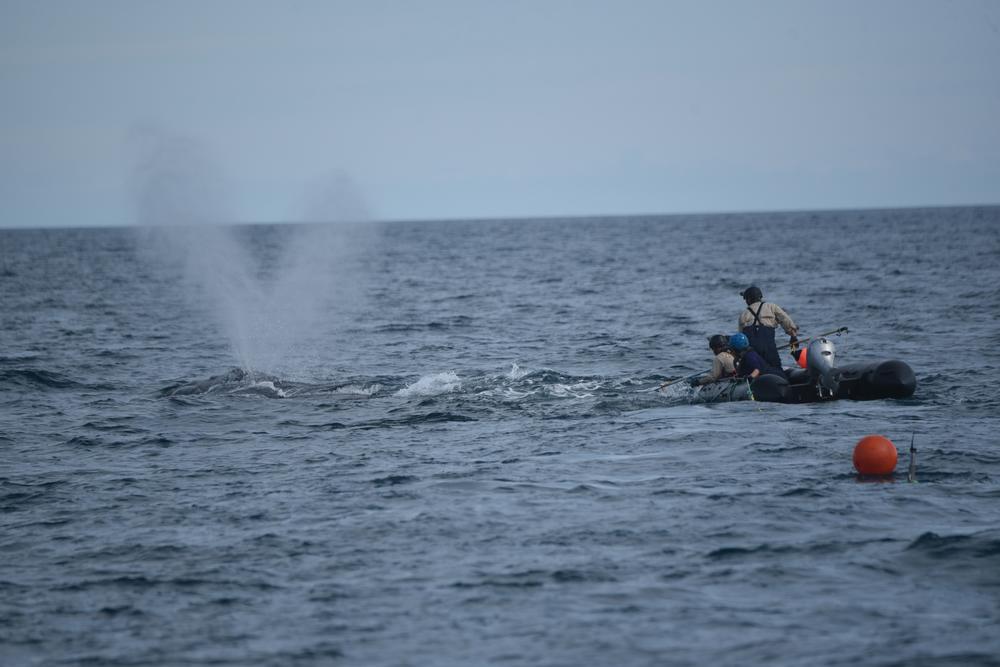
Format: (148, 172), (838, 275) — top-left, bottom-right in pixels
(132, 127), (371, 377)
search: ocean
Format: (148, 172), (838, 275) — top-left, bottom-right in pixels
(2, 206), (999, 666)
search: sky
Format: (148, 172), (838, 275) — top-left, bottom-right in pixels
(1, 0), (998, 228)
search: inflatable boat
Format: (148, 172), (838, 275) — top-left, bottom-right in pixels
(692, 337), (916, 404)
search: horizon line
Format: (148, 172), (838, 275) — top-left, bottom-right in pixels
(2, 201), (998, 231)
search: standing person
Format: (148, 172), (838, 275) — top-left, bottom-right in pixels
(690, 335), (737, 387)
(729, 333), (785, 380)
(738, 285), (798, 370)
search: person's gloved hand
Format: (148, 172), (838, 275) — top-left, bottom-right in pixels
(688, 377), (701, 388)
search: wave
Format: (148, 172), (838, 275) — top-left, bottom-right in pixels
(154, 365), (685, 418)
(373, 316), (474, 333)
(231, 380), (288, 399)
(159, 368), (388, 399)
(0, 354), (41, 365)
(355, 412), (477, 429)
(0, 368), (83, 390)
(159, 367), (251, 396)
(328, 383), (381, 397)
(506, 362), (530, 380)
(298, 411), (476, 431)
(450, 567), (619, 589)
(159, 368), (296, 398)
(899, 530), (1000, 587)
(395, 371), (462, 397)
(904, 530), (1000, 560)
(371, 475), (419, 487)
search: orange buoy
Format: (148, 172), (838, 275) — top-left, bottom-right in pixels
(853, 435), (898, 475)
(794, 348), (808, 368)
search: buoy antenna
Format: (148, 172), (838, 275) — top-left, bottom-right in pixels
(907, 433), (917, 483)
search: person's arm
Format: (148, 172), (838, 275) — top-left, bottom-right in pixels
(739, 352), (764, 379)
(721, 352), (736, 377)
(697, 356), (725, 385)
(771, 304), (798, 335)
(691, 355), (722, 387)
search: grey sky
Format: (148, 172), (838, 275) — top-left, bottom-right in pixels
(2, 0), (998, 227)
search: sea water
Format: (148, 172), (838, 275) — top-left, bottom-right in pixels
(2, 207), (999, 666)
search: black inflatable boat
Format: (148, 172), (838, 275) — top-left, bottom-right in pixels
(692, 338), (916, 404)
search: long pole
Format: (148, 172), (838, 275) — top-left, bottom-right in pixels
(659, 369), (708, 390)
(776, 326), (848, 351)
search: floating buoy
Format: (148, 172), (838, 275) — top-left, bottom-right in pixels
(853, 435), (898, 475)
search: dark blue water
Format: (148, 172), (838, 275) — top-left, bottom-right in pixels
(2, 207), (1000, 666)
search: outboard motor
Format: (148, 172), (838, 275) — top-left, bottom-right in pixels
(806, 338), (839, 397)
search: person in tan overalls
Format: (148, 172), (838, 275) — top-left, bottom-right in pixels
(738, 286), (798, 372)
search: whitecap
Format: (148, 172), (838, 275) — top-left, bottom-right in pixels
(549, 384), (595, 398)
(246, 380), (287, 398)
(395, 371), (462, 397)
(335, 383), (382, 397)
(507, 363), (530, 380)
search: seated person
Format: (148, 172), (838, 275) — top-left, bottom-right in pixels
(690, 334), (736, 386)
(729, 333), (786, 380)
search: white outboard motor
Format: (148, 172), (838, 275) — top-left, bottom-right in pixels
(806, 337), (839, 397)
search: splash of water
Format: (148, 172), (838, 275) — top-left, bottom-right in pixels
(395, 372), (463, 397)
(507, 362), (530, 380)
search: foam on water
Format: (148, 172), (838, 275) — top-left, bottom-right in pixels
(331, 383), (382, 397)
(247, 380), (287, 398)
(507, 362), (530, 379)
(395, 371), (463, 397)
